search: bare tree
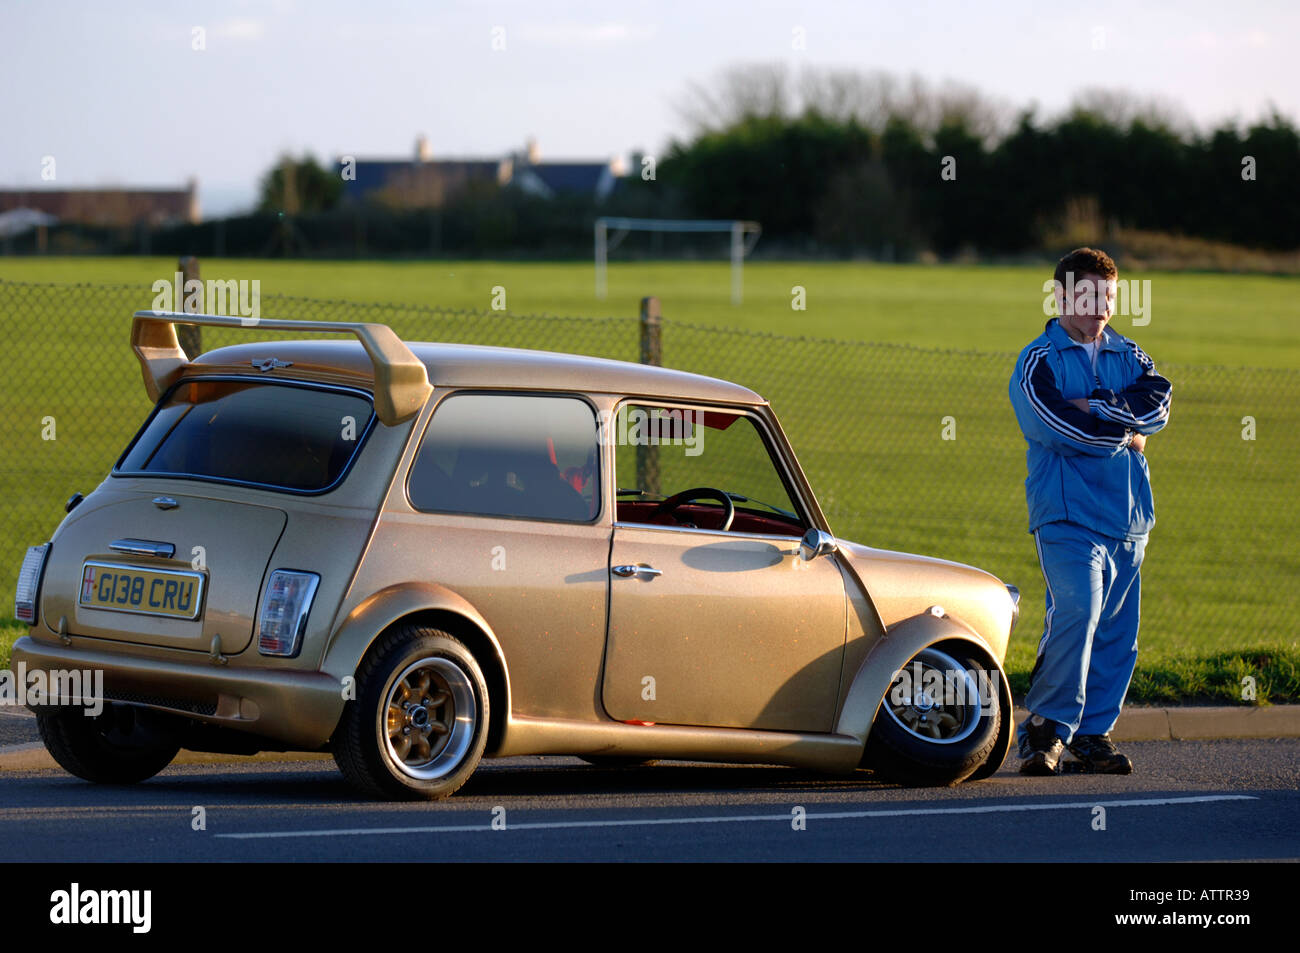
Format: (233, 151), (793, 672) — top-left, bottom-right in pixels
(796, 68), (899, 128)
(1068, 88), (1195, 138)
(675, 62), (795, 132)
(676, 63), (1011, 144)
(674, 64), (1215, 148)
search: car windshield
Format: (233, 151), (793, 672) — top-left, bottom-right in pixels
(116, 378), (375, 493)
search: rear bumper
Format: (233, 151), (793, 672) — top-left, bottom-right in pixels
(10, 636), (345, 749)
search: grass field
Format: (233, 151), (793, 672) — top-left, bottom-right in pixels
(2, 257), (1298, 369)
(1, 257), (1297, 703)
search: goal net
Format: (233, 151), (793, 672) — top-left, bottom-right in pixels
(594, 217), (761, 305)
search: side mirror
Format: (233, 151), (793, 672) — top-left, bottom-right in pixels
(799, 528), (837, 562)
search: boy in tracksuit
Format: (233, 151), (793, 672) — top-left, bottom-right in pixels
(1008, 247), (1172, 775)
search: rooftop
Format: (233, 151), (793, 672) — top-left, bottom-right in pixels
(192, 338), (765, 407)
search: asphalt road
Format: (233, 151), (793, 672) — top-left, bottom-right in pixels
(0, 707), (38, 748)
(1, 727), (1297, 862)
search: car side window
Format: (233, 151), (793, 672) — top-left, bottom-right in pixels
(613, 403), (806, 536)
(408, 393), (599, 522)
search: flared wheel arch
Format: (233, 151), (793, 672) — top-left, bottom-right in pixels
(835, 618), (1013, 778)
(328, 604), (511, 756)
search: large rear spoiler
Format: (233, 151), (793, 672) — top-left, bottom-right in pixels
(131, 310), (432, 426)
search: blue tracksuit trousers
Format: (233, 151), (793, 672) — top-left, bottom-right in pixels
(1016, 519), (1147, 748)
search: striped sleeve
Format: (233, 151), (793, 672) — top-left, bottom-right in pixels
(1015, 344), (1131, 455)
(1088, 342), (1173, 434)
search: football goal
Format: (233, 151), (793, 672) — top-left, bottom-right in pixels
(594, 217), (761, 304)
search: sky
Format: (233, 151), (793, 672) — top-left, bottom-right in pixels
(3, 0), (1297, 216)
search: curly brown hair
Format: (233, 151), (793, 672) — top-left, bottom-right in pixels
(1054, 247), (1117, 290)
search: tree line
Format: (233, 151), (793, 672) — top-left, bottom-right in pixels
(653, 65), (1299, 256)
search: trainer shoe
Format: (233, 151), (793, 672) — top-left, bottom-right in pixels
(1018, 714), (1065, 776)
(1067, 733), (1133, 774)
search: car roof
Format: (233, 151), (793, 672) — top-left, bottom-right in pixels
(192, 339), (766, 406)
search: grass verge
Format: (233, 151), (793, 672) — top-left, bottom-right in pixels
(1006, 643), (1300, 706)
(0, 621), (23, 673)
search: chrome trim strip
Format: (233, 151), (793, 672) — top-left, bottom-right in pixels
(613, 521), (803, 545)
(109, 539), (177, 558)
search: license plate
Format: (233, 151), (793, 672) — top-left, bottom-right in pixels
(79, 562), (205, 620)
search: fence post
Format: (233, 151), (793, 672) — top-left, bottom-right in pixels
(594, 220), (608, 299)
(636, 296), (662, 496)
(639, 295), (662, 367)
(730, 221), (744, 305)
(177, 256), (202, 359)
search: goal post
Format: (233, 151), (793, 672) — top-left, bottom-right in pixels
(594, 217), (761, 305)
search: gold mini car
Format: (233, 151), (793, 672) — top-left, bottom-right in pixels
(13, 310), (1020, 798)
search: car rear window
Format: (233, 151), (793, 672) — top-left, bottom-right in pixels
(116, 378), (374, 493)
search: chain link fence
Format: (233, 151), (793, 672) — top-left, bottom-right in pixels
(2, 278), (1296, 668)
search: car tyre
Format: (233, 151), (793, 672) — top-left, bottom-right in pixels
(864, 646), (1001, 786)
(334, 625), (489, 800)
(36, 703), (180, 785)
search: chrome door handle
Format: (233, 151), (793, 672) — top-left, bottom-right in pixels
(613, 564), (662, 578)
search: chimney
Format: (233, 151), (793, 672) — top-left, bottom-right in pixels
(525, 137), (540, 165)
(186, 176), (201, 223)
(415, 135), (432, 162)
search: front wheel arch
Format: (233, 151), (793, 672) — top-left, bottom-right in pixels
(835, 614), (1004, 742)
(862, 641), (1004, 785)
(957, 639), (1013, 781)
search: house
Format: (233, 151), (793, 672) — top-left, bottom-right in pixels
(340, 136), (511, 209)
(0, 180), (199, 227)
(339, 137), (622, 208)
(508, 139), (622, 202)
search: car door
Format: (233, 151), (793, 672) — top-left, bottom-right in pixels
(395, 391), (612, 721)
(601, 402), (848, 732)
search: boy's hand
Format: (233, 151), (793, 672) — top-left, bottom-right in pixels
(1065, 398), (1145, 451)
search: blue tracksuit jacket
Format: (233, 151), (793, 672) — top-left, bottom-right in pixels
(1008, 319), (1173, 541)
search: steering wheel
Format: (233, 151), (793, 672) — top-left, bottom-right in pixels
(649, 487), (735, 532)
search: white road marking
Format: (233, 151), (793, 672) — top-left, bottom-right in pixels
(215, 794), (1259, 839)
